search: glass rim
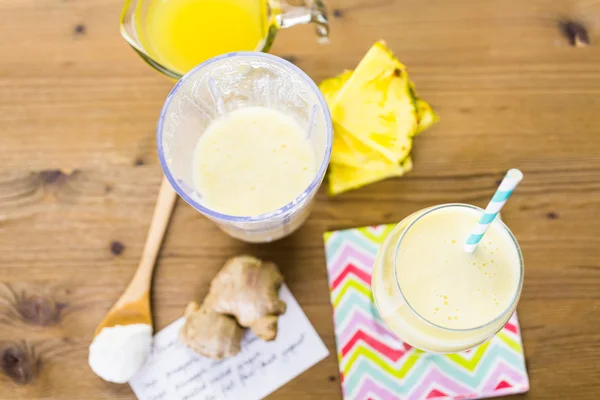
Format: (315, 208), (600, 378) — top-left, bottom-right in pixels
(392, 203), (524, 333)
(156, 51), (333, 223)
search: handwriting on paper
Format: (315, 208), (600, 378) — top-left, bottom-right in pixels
(129, 285), (329, 400)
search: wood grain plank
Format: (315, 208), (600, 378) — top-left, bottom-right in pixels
(2, 0), (600, 398)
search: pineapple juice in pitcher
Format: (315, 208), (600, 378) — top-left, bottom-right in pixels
(120, 0), (329, 79)
(144, 0), (268, 75)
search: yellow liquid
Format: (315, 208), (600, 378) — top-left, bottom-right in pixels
(193, 107), (316, 217)
(144, 0), (268, 75)
(371, 205), (523, 353)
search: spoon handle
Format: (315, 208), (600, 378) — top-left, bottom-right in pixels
(118, 176), (178, 307)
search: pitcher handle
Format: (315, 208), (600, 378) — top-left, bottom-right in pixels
(275, 0), (329, 43)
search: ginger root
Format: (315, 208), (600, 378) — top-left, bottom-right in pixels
(208, 255), (286, 340)
(179, 299), (245, 359)
(179, 255), (286, 359)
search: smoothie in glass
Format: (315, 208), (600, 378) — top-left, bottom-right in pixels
(371, 204), (523, 353)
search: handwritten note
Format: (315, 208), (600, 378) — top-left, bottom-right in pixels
(129, 285), (329, 400)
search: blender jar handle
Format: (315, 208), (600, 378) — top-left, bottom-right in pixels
(275, 0), (329, 43)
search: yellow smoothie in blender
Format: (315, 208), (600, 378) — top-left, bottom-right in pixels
(192, 106), (316, 217)
(144, 0), (268, 75)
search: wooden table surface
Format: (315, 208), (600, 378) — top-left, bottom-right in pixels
(2, 0), (600, 398)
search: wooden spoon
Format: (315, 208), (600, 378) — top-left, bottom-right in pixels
(94, 176), (177, 336)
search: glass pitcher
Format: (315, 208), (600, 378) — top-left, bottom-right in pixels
(120, 0), (329, 79)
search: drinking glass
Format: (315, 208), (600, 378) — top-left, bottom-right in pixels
(371, 204), (524, 353)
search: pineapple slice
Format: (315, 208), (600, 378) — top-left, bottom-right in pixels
(328, 157), (413, 196)
(322, 70), (437, 137)
(320, 71), (378, 168)
(331, 122), (411, 169)
(319, 70), (352, 99)
(320, 68), (411, 170)
(328, 41), (418, 165)
(410, 82), (439, 134)
(319, 41), (437, 196)
(415, 98), (437, 134)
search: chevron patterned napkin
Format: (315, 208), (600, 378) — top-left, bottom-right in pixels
(323, 224), (529, 400)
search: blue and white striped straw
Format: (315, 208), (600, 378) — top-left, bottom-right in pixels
(464, 169), (524, 253)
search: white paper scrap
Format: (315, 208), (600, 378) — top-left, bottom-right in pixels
(129, 285), (329, 400)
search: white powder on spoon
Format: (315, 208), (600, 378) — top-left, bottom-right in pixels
(88, 323), (153, 383)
